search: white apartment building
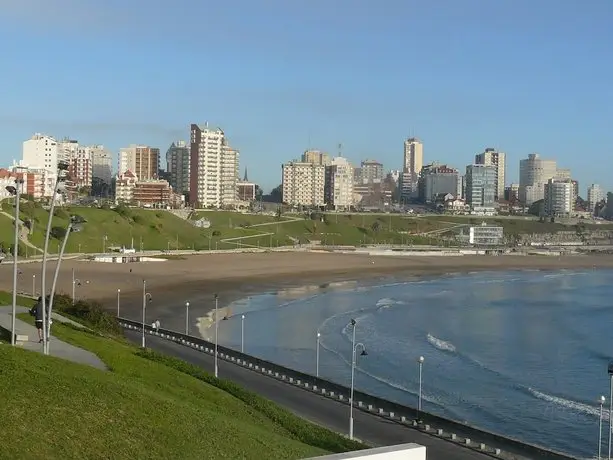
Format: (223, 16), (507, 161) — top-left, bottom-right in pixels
(221, 145), (239, 207)
(90, 145), (113, 186)
(57, 138), (79, 164)
(519, 153), (557, 205)
(282, 161), (325, 207)
(587, 184), (603, 214)
(544, 178), (574, 216)
(22, 133), (59, 172)
(325, 156), (354, 210)
(302, 150), (331, 166)
(402, 137), (423, 198)
(475, 148), (505, 201)
(69, 146), (93, 188)
(189, 123), (225, 207)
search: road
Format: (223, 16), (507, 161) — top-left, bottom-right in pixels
(126, 332), (495, 460)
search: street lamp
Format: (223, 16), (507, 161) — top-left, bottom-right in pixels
(417, 356), (425, 420)
(349, 318), (367, 440)
(141, 280), (152, 348)
(40, 160), (69, 355)
(117, 289), (121, 316)
(608, 361), (613, 460)
(214, 294), (219, 378)
(600, 395), (606, 460)
(72, 268), (81, 304)
(6, 179), (23, 346)
(241, 314), (245, 353)
(185, 301), (190, 335)
(316, 331), (321, 377)
(32, 274), (36, 297)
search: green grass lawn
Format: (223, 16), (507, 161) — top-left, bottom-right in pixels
(0, 314), (363, 459)
(0, 291), (36, 307)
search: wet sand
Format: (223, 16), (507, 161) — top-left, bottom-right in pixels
(1, 252), (613, 328)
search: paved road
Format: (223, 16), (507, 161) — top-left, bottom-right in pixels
(127, 332), (494, 460)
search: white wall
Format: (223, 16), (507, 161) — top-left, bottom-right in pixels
(306, 443), (426, 460)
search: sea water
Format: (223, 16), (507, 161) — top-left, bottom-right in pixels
(212, 269), (613, 458)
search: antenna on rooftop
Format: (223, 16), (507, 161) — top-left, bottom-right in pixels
(338, 143), (342, 158)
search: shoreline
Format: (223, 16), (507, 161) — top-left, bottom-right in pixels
(1, 252), (612, 332)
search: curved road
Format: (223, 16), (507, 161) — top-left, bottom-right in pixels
(126, 332), (499, 460)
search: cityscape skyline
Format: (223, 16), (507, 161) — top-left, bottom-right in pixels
(1, 2), (612, 193)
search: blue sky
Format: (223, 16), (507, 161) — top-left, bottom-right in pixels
(1, 0), (611, 194)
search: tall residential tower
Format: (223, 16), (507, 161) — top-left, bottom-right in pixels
(475, 148), (505, 201)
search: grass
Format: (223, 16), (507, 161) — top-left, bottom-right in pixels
(0, 291), (36, 308)
(1, 297), (365, 459)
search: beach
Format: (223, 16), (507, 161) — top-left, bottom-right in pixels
(1, 252), (613, 318)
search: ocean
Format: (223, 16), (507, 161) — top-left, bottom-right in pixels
(203, 268), (613, 458)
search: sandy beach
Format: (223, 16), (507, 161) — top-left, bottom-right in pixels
(1, 252), (613, 320)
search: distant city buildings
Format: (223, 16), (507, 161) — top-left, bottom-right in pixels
(419, 163), (460, 203)
(519, 153), (558, 205)
(357, 160), (383, 185)
(587, 184), (603, 214)
(401, 137), (423, 200)
(475, 148), (505, 201)
(325, 156), (354, 210)
(544, 178), (575, 216)
(189, 123), (226, 208)
(118, 145), (160, 181)
(90, 146), (113, 187)
(281, 160), (325, 207)
(166, 141), (190, 195)
(302, 150), (331, 166)
(465, 164), (496, 214)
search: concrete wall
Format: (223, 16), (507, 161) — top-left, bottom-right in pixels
(306, 443), (426, 460)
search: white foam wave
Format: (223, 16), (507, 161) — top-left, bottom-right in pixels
(527, 387), (610, 421)
(375, 297), (405, 311)
(427, 333), (456, 353)
(317, 339), (441, 405)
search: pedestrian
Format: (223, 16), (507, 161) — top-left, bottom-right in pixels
(29, 295), (49, 343)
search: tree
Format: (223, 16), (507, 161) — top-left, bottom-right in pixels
(371, 221), (381, 233)
(50, 226), (67, 240)
(262, 184), (282, 203)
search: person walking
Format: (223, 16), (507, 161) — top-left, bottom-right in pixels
(29, 296), (48, 343)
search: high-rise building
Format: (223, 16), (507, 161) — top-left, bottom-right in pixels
(118, 145), (160, 180)
(221, 145), (239, 206)
(359, 160), (383, 185)
(22, 133), (59, 173)
(402, 137), (423, 198)
(302, 150), (331, 166)
(419, 163), (460, 203)
(587, 184), (603, 215)
(325, 157), (354, 210)
(68, 146), (93, 189)
(504, 183), (520, 203)
(519, 153), (557, 205)
(90, 145), (113, 187)
(465, 164), (496, 212)
(475, 148), (506, 201)
(189, 123), (239, 208)
(544, 178), (574, 216)
(57, 138), (79, 165)
(166, 141), (190, 194)
(282, 161), (325, 207)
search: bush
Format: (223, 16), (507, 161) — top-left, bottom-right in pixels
(136, 350), (366, 454)
(50, 226), (67, 240)
(53, 208), (70, 219)
(52, 294), (122, 335)
(133, 215), (145, 224)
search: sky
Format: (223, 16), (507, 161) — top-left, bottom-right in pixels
(0, 0), (612, 195)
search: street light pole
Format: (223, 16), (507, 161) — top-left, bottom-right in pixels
(7, 179), (23, 346)
(32, 274), (36, 297)
(71, 268), (78, 304)
(47, 219), (73, 351)
(141, 280), (152, 348)
(117, 289), (121, 316)
(607, 362), (613, 460)
(185, 301), (190, 335)
(349, 318), (367, 441)
(600, 395), (606, 460)
(241, 314), (245, 353)
(316, 331), (321, 377)
(214, 293), (219, 378)
(418, 356), (425, 420)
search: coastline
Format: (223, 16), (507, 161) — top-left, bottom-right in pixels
(1, 252), (612, 332)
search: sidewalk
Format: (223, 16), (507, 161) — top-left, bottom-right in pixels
(0, 306), (107, 370)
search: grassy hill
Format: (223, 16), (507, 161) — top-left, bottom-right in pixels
(0, 298), (363, 459)
(2, 199), (612, 254)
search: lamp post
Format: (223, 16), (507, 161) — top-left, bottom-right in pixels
(418, 356), (425, 420)
(117, 289), (121, 316)
(141, 280), (152, 348)
(40, 160), (68, 355)
(32, 274), (36, 297)
(241, 314), (245, 353)
(185, 301), (190, 335)
(71, 268), (81, 304)
(600, 395), (606, 460)
(349, 318), (367, 440)
(214, 294), (219, 378)
(6, 179), (23, 346)
(316, 331), (321, 377)
(607, 361), (613, 460)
